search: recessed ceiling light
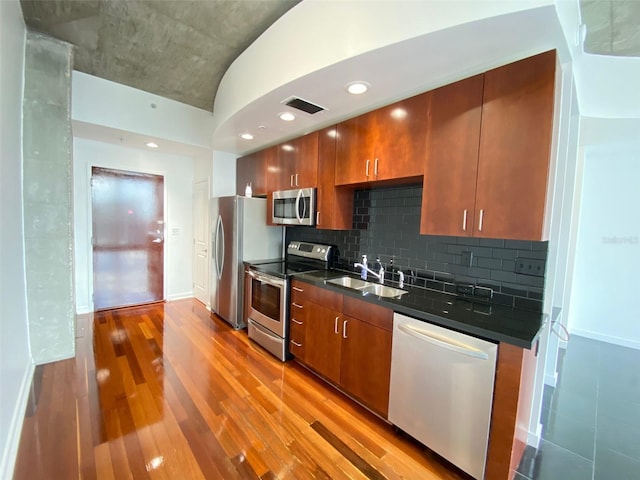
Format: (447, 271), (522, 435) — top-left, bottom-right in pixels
(240, 133), (254, 140)
(346, 81), (370, 95)
(146, 142), (159, 148)
(279, 112), (296, 122)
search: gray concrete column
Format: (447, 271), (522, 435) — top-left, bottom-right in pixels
(23, 32), (75, 364)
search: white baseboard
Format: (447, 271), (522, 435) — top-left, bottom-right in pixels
(571, 328), (640, 350)
(0, 360), (35, 479)
(166, 292), (193, 302)
(527, 422), (543, 449)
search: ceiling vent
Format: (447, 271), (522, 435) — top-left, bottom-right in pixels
(283, 96), (326, 115)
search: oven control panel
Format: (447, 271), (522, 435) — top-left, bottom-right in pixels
(287, 241), (333, 262)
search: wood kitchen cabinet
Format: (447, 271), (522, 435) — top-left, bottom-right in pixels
(340, 296), (393, 417)
(335, 93), (429, 186)
(316, 126), (353, 230)
(420, 51), (555, 240)
(420, 75), (484, 236)
(236, 147), (274, 197)
(276, 131), (319, 190)
(289, 280), (393, 418)
(475, 50), (555, 240)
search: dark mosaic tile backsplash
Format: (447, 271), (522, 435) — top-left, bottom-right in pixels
(286, 184), (547, 312)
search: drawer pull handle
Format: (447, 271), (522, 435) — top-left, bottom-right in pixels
(292, 286), (304, 292)
(292, 302), (303, 309)
(292, 318), (303, 325)
(291, 340), (302, 347)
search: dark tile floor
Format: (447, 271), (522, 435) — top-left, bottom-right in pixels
(516, 335), (640, 479)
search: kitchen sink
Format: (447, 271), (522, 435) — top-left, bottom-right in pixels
(325, 276), (407, 298)
(361, 284), (408, 298)
(326, 276), (370, 289)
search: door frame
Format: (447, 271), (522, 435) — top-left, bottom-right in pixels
(85, 161), (168, 312)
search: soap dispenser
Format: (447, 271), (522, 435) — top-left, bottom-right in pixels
(361, 255), (368, 280)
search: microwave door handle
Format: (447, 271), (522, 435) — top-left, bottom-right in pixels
(295, 189), (304, 224)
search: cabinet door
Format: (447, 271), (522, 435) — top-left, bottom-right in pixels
(420, 75), (484, 236)
(317, 126), (353, 230)
(340, 315), (392, 417)
(334, 114), (372, 185)
(475, 50), (555, 240)
(370, 93), (429, 181)
(278, 132), (319, 189)
(236, 151), (266, 196)
(305, 304), (342, 385)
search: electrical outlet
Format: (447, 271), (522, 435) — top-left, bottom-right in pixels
(514, 257), (545, 277)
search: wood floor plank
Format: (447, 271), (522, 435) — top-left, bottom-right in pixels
(14, 299), (470, 480)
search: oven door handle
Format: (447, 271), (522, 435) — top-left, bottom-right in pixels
(248, 269), (285, 288)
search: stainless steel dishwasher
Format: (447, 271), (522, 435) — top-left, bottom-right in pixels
(389, 313), (497, 480)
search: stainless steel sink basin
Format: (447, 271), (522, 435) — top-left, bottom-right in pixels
(361, 284), (408, 298)
(325, 276), (407, 298)
(326, 276), (370, 289)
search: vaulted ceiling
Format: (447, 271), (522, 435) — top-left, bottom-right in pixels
(20, 0), (299, 111)
(19, 0), (640, 122)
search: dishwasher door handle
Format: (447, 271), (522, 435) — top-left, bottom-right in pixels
(397, 323), (489, 360)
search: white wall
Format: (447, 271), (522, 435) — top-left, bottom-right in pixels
(567, 141), (640, 348)
(0, 2), (33, 477)
(211, 150), (237, 197)
(73, 138), (195, 313)
(72, 71), (215, 149)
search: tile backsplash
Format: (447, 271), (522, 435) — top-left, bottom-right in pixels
(286, 184), (547, 311)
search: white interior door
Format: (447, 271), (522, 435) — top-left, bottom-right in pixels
(193, 180), (209, 306)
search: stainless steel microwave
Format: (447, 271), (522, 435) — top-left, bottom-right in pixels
(272, 188), (316, 226)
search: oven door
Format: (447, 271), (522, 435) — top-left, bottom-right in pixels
(248, 269), (288, 338)
(272, 188), (316, 226)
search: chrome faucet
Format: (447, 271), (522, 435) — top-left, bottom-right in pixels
(354, 256), (385, 284)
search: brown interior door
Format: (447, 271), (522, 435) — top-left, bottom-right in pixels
(91, 167), (164, 310)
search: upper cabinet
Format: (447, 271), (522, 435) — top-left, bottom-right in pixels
(420, 51), (556, 241)
(236, 147), (275, 197)
(276, 132), (319, 190)
(475, 50), (555, 240)
(335, 93), (429, 186)
(316, 126), (353, 230)
(420, 75), (484, 236)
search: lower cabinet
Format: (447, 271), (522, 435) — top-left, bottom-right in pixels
(289, 279), (393, 418)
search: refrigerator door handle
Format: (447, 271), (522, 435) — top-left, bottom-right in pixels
(215, 214), (224, 280)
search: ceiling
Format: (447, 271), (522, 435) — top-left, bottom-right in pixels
(580, 0), (640, 57)
(19, 0), (640, 154)
(19, 0), (299, 111)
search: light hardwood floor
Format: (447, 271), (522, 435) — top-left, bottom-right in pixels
(13, 299), (469, 479)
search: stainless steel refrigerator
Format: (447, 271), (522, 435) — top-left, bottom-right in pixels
(210, 196), (283, 329)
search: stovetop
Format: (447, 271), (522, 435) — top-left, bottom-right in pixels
(247, 241), (334, 279)
(249, 260), (321, 278)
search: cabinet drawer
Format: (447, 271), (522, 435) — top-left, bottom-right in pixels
(291, 280), (342, 310)
(343, 296), (393, 331)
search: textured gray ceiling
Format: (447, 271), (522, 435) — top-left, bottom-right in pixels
(19, 1), (639, 115)
(581, 0), (640, 56)
(20, 0), (300, 111)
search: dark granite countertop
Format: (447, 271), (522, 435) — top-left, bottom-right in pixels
(292, 269), (545, 349)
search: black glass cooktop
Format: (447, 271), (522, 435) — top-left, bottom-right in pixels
(249, 260), (320, 278)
